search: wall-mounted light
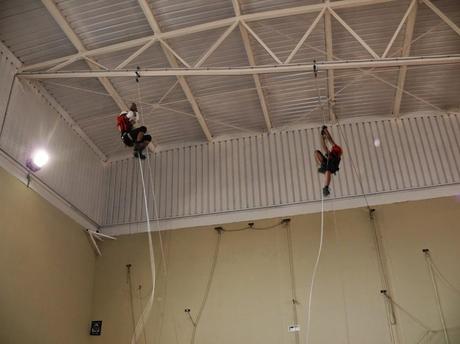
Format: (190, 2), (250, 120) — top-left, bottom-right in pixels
(26, 148), (49, 172)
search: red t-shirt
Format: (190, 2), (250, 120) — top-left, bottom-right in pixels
(331, 144), (342, 157)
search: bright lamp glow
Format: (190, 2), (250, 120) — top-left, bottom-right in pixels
(374, 138), (381, 147)
(32, 149), (49, 168)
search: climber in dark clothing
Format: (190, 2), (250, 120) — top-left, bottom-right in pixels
(314, 126), (343, 197)
(116, 103), (152, 159)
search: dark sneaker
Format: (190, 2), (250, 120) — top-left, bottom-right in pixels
(318, 166), (326, 174)
(133, 151), (139, 158)
(138, 152), (146, 160)
(323, 186), (330, 197)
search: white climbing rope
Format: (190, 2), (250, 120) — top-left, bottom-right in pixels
(130, 73), (168, 344)
(305, 191), (325, 344)
(130, 157), (157, 344)
(305, 63), (327, 344)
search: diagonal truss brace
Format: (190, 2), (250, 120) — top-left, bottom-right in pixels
(137, 0), (213, 141)
(41, 0), (127, 112)
(23, 0), (401, 73)
(233, 0), (272, 130)
(422, 0), (460, 37)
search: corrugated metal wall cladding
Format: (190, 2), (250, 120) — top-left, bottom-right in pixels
(56, 0), (153, 50)
(148, 0), (234, 32)
(102, 113), (460, 226)
(0, 0), (77, 64)
(0, 54), (105, 223)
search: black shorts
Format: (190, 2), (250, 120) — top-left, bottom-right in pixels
(121, 127), (151, 147)
(319, 152), (341, 174)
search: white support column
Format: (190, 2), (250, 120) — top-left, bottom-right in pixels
(328, 7), (380, 59)
(233, 0), (272, 130)
(323, 4), (336, 122)
(422, 0), (460, 37)
(392, 0), (417, 117)
(41, 0), (127, 114)
(137, 0), (213, 141)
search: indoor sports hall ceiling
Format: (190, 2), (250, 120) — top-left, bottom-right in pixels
(1, 0), (459, 160)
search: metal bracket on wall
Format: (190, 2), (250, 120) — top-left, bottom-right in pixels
(86, 229), (116, 256)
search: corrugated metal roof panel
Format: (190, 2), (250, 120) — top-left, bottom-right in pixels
(247, 13), (326, 64)
(401, 64), (460, 114)
(334, 68), (399, 119)
(332, 1), (411, 60)
(261, 72), (325, 127)
(186, 75), (266, 136)
(55, 0), (153, 50)
(148, 0), (235, 32)
(167, 28), (229, 66)
(0, 0), (77, 64)
(411, 0), (460, 57)
(240, 0), (319, 14)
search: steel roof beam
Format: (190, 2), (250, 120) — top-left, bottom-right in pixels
(233, 0), (272, 130)
(18, 55), (460, 79)
(392, 0), (417, 117)
(323, 4), (336, 122)
(422, 0), (460, 37)
(41, 0), (127, 112)
(22, 0), (399, 72)
(137, 0), (213, 141)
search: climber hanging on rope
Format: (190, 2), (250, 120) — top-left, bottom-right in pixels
(314, 125), (343, 197)
(116, 102), (152, 160)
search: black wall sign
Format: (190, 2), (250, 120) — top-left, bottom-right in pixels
(90, 320), (102, 336)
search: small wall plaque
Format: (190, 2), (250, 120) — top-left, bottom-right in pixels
(90, 320), (102, 336)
